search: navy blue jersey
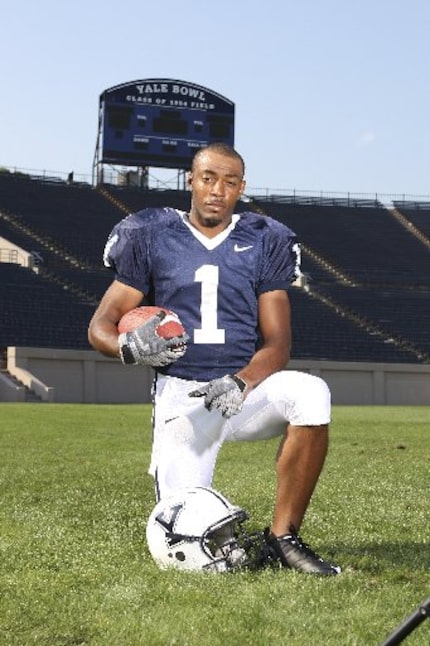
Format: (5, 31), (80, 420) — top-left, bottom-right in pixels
(104, 207), (300, 380)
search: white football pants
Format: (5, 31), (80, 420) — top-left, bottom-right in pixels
(150, 370), (331, 501)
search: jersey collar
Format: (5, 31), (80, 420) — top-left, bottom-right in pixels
(177, 210), (241, 250)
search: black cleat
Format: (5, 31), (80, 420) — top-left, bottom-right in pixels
(265, 526), (341, 576)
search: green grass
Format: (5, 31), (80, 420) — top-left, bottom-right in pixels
(0, 404), (429, 645)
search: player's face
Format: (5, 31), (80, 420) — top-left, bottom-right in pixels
(188, 151), (245, 236)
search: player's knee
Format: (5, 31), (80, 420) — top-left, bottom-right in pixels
(274, 370), (330, 404)
(309, 374), (331, 402)
(302, 374), (331, 412)
(281, 371), (331, 425)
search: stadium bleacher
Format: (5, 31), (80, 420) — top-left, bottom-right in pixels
(312, 283), (430, 360)
(0, 262), (95, 350)
(248, 196), (430, 363)
(106, 185), (191, 215)
(288, 288), (419, 363)
(0, 172), (120, 266)
(0, 172), (429, 363)
(255, 198), (430, 287)
(392, 201), (430, 239)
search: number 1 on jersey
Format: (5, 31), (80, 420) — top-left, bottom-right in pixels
(194, 264), (225, 344)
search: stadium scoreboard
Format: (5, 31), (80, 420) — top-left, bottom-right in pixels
(98, 79), (235, 170)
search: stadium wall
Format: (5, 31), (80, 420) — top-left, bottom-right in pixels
(1, 347), (429, 406)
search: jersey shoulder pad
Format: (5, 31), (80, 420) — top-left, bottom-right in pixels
(114, 206), (181, 233)
(238, 210), (297, 239)
(103, 207), (181, 269)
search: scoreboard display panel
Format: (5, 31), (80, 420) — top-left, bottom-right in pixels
(99, 79), (235, 170)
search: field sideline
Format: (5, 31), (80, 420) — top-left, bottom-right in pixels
(1, 403), (429, 645)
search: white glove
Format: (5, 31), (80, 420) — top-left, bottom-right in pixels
(119, 312), (188, 366)
(189, 374), (247, 418)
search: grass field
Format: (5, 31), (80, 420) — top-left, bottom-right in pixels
(0, 403), (429, 645)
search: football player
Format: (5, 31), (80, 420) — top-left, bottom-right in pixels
(88, 142), (340, 575)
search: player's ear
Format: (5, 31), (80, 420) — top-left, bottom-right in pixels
(187, 172), (193, 189)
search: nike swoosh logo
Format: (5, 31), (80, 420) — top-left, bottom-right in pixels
(234, 244), (253, 252)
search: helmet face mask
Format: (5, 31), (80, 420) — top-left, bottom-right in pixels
(146, 487), (259, 572)
(202, 510), (250, 571)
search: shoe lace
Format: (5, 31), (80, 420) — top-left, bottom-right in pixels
(287, 525), (323, 561)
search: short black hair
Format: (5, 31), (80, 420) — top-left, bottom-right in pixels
(191, 142), (245, 177)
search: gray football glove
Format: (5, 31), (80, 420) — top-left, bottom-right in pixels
(189, 374), (247, 418)
(119, 311), (188, 367)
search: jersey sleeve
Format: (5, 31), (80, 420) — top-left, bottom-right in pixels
(257, 221), (301, 293)
(103, 212), (151, 294)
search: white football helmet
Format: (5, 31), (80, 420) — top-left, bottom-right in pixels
(146, 487), (253, 572)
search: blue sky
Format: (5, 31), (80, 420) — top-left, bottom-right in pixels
(1, 0), (429, 198)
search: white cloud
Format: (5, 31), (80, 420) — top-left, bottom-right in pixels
(357, 130), (376, 147)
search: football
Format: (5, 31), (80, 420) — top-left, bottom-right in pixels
(117, 306), (186, 340)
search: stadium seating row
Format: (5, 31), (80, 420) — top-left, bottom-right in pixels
(0, 262), (95, 350)
(0, 172), (429, 363)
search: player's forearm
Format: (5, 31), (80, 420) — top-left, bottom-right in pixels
(88, 317), (120, 358)
(88, 280), (145, 358)
(235, 343), (290, 392)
